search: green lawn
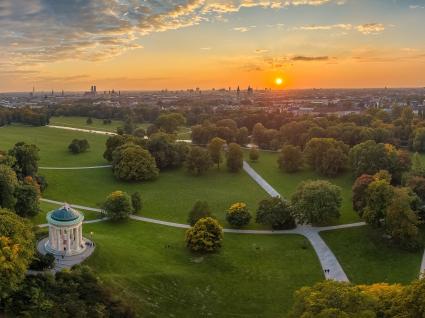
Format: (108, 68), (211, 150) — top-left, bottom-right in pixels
(246, 151), (359, 225)
(0, 125), (108, 167)
(42, 166), (269, 227)
(321, 226), (423, 284)
(30, 200), (103, 225)
(84, 220), (323, 317)
(49, 116), (123, 132)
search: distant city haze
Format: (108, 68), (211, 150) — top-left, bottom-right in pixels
(1, 0), (424, 92)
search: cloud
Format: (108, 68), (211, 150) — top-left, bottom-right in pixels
(233, 25), (256, 32)
(254, 49), (269, 54)
(200, 47), (212, 50)
(296, 22), (386, 35)
(409, 5), (425, 9)
(291, 55), (329, 61)
(0, 0), (345, 71)
(356, 23), (385, 35)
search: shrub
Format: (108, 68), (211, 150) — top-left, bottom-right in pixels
(131, 192), (143, 213)
(103, 191), (133, 221)
(187, 201), (212, 226)
(68, 139), (90, 154)
(278, 145), (302, 173)
(29, 252), (55, 271)
(226, 202), (251, 227)
(249, 147), (260, 162)
(185, 217), (223, 253)
(226, 143), (243, 172)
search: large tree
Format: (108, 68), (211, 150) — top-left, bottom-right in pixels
(291, 180), (342, 225)
(412, 127), (425, 153)
(386, 187), (420, 250)
(352, 174), (375, 216)
(14, 178), (41, 217)
(207, 137), (226, 169)
(112, 143), (159, 181)
(278, 145), (303, 173)
(155, 113), (186, 133)
(9, 142), (40, 178)
(0, 208), (35, 299)
(303, 138), (349, 177)
(226, 143), (243, 172)
(147, 132), (189, 170)
(363, 178), (394, 228)
(0, 164), (18, 210)
(186, 146), (213, 175)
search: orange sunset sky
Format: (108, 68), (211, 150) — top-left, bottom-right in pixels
(1, 0), (425, 92)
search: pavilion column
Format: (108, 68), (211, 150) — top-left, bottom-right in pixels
(67, 231), (71, 254)
(57, 228), (61, 252)
(51, 227), (56, 249)
(79, 224), (83, 244)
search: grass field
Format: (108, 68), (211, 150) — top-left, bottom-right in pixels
(50, 116), (192, 139)
(84, 220), (323, 317)
(50, 116), (124, 132)
(0, 125), (108, 167)
(42, 166), (269, 227)
(321, 226), (423, 284)
(246, 151), (359, 225)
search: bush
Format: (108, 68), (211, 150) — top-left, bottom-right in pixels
(103, 191), (133, 221)
(29, 252), (55, 271)
(249, 147), (260, 162)
(226, 202), (251, 227)
(226, 143), (243, 172)
(185, 217), (223, 253)
(187, 201), (212, 226)
(68, 139), (90, 154)
(131, 192), (143, 213)
(255, 197), (296, 229)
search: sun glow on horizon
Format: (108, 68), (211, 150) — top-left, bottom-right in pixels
(275, 77), (283, 86)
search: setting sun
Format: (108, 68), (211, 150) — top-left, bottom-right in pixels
(275, 77), (283, 85)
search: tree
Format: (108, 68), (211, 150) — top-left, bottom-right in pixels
(0, 208), (35, 299)
(185, 217), (223, 253)
(147, 133), (189, 169)
(103, 191), (133, 221)
(411, 152), (425, 177)
(4, 266), (135, 317)
(68, 139), (90, 154)
(133, 127), (146, 138)
(86, 117), (93, 124)
(208, 137), (225, 169)
(156, 113), (186, 133)
(255, 197), (296, 229)
(407, 175), (425, 201)
(290, 280), (378, 317)
(226, 143), (243, 172)
(112, 143), (159, 181)
(186, 146), (213, 175)
(363, 179), (394, 227)
(413, 127), (425, 152)
(131, 192), (142, 213)
(249, 147), (260, 162)
(123, 116), (135, 135)
(352, 174), (375, 216)
(187, 201), (213, 226)
(385, 187), (420, 250)
(0, 164), (18, 210)
(9, 142), (40, 178)
(292, 180), (342, 225)
(226, 202), (251, 227)
(303, 138), (349, 177)
(236, 127), (249, 146)
(278, 145), (303, 173)
(14, 180), (40, 217)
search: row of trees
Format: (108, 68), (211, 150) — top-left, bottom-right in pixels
(291, 279), (425, 318)
(0, 107), (49, 127)
(276, 138), (411, 181)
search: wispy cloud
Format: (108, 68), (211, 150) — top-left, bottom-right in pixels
(296, 22), (386, 35)
(233, 26), (256, 32)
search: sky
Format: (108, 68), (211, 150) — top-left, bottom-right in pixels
(1, 0), (425, 92)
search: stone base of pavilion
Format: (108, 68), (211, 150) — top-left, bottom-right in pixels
(37, 237), (96, 272)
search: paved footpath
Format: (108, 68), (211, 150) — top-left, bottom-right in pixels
(39, 165), (112, 170)
(242, 160), (351, 282)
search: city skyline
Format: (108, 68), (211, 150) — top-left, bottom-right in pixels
(1, 0), (425, 92)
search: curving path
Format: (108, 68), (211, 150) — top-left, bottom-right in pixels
(40, 165), (112, 170)
(242, 160), (350, 282)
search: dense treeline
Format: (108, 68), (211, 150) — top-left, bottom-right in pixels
(0, 107), (49, 126)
